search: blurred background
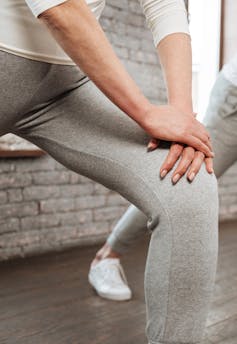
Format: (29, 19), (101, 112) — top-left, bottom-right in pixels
(0, 0), (236, 261)
(0, 1), (236, 344)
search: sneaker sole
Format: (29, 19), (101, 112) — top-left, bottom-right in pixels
(88, 275), (132, 301)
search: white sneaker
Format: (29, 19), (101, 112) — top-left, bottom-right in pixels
(88, 258), (132, 301)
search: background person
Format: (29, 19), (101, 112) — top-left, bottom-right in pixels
(0, 1), (217, 343)
(90, 52), (237, 309)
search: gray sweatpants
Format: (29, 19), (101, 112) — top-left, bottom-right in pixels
(107, 71), (237, 342)
(0, 50), (219, 344)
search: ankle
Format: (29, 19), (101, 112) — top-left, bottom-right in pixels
(91, 243), (121, 267)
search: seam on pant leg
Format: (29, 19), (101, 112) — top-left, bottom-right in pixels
(18, 63), (53, 118)
(162, 213), (174, 341)
(15, 131), (174, 341)
(17, 131), (171, 225)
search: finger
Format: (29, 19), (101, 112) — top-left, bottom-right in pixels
(187, 116), (213, 151)
(185, 135), (214, 158)
(160, 142), (184, 178)
(194, 123), (214, 151)
(197, 130), (213, 151)
(172, 146), (195, 184)
(193, 120), (212, 141)
(147, 137), (159, 152)
(187, 151), (205, 182)
(204, 157), (214, 174)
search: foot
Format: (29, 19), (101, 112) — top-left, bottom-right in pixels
(88, 257), (132, 301)
(91, 242), (121, 268)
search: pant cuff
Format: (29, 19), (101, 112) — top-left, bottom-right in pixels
(106, 231), (129, 254)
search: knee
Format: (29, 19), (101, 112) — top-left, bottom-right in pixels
(163, 163), (219, 264)
(166, 162), (218, 218)
(148, 162), (219, 239)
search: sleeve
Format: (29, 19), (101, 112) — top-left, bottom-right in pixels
(25, 0), (69, 17)
(138, 0), (190, 48)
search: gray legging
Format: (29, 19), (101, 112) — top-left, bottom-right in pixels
(107, 71), (237, 253)
(0, 50), (219, 344)
(107, 71), (237, 341)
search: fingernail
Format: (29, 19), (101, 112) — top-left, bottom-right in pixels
(147, 146), (154, 152)
(188, 172), (195, 181)
(160, 169), (167, 178)
(210, 168), (214, 174)
(172, 174), (180, 184)
(211, 151), (215, 157)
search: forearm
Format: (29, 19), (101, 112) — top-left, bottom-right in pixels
(157, 33), (193, 114)
(38, 0), (151, 126)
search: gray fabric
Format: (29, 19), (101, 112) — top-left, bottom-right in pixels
(107, 71), (237, 342)
(0, 50), (219, 344)
(107, 71), (237, 254)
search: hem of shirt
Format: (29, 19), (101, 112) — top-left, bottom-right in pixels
(0, 43), (77, 66)
(29, 0), (69, 17)
(149, 9), (190, 48)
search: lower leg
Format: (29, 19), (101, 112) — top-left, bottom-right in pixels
(144, 164), (219, 343)
(91, 203), (148, 266)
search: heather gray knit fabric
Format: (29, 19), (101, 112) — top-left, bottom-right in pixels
(107, 71), (237, 253)
(0, 50), (219, 344)
(107, 71), (237, 342)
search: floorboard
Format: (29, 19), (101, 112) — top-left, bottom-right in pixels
(0, 220), (236, 344)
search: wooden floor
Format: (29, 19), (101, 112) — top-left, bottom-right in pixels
(0, 221), (236, 344)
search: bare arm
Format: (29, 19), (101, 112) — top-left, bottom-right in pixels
(154, 33), (214, 181)
(157, 32), (193, 113)
(38, 0), (151, 125)
(37, 0), (213, 156)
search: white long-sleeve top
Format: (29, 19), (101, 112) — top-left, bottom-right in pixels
(0, 0), (190, 65)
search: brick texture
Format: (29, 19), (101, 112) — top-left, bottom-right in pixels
(0, 0), (236, 261)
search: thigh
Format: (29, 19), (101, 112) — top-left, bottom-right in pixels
(12, 77), (158, 217)
(0, 50), (88, 137)
(12, 73), (219, 344)
(0, 50), (52, 135)
(204, 72), (237, 178)
(12, 76), (217, 224)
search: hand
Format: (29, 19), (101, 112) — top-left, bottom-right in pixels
(147, 139), (214, 183)
(142, 104), (214, 158)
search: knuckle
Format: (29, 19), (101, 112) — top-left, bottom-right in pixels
(188, 151), (195, 159)
(177, 166), (188, 175)
(196, 151), (205, 159)
(172, 143), (183, 151)
(190, 168), (197, 175)
(172, 145), (183, 157)
(182, 126), (190, 136)
(184, 150), (194, 160)
(165, 162), (173, 170)
(172, 150), (181, 159)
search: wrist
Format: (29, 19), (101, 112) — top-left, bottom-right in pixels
(168, 101), (193, 116)
(128, 98), (154, 128)
(137, 103), (158, 135)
